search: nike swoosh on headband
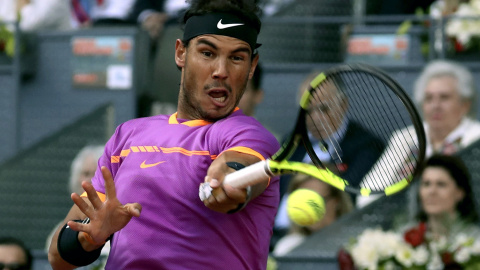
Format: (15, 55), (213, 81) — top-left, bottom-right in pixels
(217, 19), (244, 29)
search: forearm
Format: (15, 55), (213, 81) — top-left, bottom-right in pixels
(48, 202), (103, 269)
(48, 206), (83, 269)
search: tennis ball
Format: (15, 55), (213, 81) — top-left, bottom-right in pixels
(287, 189), (325, 226)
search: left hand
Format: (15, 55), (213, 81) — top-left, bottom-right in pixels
(68, 166), (142, 245)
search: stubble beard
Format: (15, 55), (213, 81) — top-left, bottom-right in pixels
(179, 70), (226, 122)
(178, 59), (250, 122)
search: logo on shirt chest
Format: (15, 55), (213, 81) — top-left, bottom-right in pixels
(140, 160), (166, 169)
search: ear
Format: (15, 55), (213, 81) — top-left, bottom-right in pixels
(248, 54), (259, 80)
(175, 39), (186, 68)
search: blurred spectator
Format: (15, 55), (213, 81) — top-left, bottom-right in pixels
(0, 237), (32, 270)
(129, 0), (189, 39)
(238, 63), (264, 117)
(339, 155), (480, 270)
(129, 0), (168, 40)
(68, 145), (105, 195)
(0, 0), (72, 32)
(404, 154), (479, 238)
(88, 0), (137, 26)
(272, 173), (353, 256)
(358, 60), (480, 208)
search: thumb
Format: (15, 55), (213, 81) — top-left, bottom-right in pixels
(124, 203), (142, 217)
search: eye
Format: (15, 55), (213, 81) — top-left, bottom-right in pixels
(231, 55), (245, 61)
(420, 180), (430, 187)
(202, 51), (213, 57)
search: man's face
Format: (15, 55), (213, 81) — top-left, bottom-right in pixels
(306, 80), (348, 139)
(175, 34), (258, 121)
(422, 75), (470, 134)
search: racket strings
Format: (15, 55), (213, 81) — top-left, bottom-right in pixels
(350, 71), (421, 191)
(342, 71), (402, 191)
(350, 71), (417, 190)
(370, 75), (421, 186)
(341, 71), (394, 190)
(307, 78), (346, 167)
(308, 70), (422, 192)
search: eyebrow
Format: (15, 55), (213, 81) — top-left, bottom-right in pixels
(196, 38), (252, 55)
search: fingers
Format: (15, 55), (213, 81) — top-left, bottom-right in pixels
(203, 184), (247, 213)
(208, 178), (221, 189)
(71, 193), (93, 217)
(82, 181), (103, 209)
(102, 166), (117, 199)
(66, 220), (86, 232)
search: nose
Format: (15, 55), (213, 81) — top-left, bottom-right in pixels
(212, 58), (228, 80)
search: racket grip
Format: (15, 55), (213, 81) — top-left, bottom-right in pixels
(223, 160), (272, 189)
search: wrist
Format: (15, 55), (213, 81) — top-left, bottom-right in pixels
(225, 162), (251, 214)
(79, 232), (106, 251)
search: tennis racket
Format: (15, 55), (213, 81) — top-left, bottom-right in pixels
(199, 63), (426, 200)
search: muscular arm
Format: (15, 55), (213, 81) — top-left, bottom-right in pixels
(203, 151), (268, 213)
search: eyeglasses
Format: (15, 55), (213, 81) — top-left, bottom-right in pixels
(0, 262), (28, 270)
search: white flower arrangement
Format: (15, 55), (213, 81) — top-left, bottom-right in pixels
(442, 0), (480, 48)
(343, 227), (480, 270)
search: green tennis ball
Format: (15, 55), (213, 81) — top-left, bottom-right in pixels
(287, 189), (325, 226)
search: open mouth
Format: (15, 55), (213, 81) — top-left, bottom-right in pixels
(208, 90), (227, 103)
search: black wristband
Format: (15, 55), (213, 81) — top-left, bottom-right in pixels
(57, 220), (104, 266)
(226, 161), (246, 171)
(226, 162), (252, 214)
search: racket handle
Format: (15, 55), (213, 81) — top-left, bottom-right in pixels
(198, 160), (272, 201)
(223, 160), (272, 189)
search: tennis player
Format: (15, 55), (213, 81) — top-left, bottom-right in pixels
(48, 0), (279, 269)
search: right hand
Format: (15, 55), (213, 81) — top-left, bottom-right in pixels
(67, 166), (142, 246)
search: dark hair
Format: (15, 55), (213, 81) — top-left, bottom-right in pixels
(0, 237), (33, 270)
(250, 63), (263, 92)
(416, 154), (479, 223)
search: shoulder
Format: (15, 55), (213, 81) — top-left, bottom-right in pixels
(215, 111), (276, 137)
(453, 221), (480, 238)
(461, 118), (480, 145)
(466, 118), (480, 130)
(114, 115), (170, 134)
(212, 111), (280, 154)
(344, 121), (383, 146)
(347, 122), (377, 138)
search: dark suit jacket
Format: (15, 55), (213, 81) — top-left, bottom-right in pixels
(278, 121), (385, 201)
